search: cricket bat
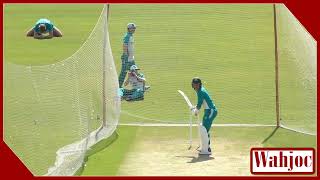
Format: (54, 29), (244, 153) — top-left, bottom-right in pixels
(177, 90), (193, 109)
(177, 90), (195, 150)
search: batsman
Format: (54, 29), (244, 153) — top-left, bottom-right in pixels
(191, 77), (218, 155)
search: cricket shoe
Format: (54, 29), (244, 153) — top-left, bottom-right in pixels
(198, 150), (212, 155)
(198, 147), (212, 155)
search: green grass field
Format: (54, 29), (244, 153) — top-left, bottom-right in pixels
(4, 4), (316, 176)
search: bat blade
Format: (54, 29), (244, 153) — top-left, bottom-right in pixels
(177, 90), (193, 109)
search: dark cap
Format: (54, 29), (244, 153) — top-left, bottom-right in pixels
(39, 24), (46, 33)
(192, 77), (202, 85)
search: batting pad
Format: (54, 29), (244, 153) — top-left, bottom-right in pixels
(199, 125), (210, 153)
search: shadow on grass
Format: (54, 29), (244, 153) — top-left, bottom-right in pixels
(176, 155), (214, 163)
(74, 131), (119, 176)
(261, 126), (280, 144)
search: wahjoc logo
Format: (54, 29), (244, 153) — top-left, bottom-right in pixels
(250, 148), (315, 174)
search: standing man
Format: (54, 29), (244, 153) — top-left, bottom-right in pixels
(26, 18), (63, 39)
(191, 77), (218, 155)
(118, 23), (137, 87)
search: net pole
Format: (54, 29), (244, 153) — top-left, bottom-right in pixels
(107, 3), (110, 21)
(273, 4), (280, 128)
(102, 4), (108, 127)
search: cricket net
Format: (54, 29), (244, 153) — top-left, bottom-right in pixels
(4, 5), (120, 176)
(276, 4), (317, 136)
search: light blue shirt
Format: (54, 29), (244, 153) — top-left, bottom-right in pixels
(123, 32), (135, 61)
(196, 86), (216, 110)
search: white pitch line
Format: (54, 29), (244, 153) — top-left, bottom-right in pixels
(119, 123), (276, 127)
(280, 124), (316, 136)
